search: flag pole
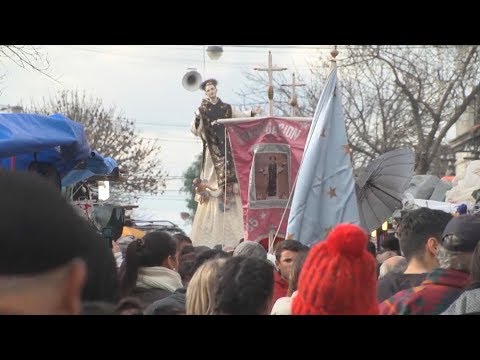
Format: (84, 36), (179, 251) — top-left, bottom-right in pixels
(280, 45), (355, 248)
(275, 46), (342, 246)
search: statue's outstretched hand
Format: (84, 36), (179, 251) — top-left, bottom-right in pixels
(252, 106), (263, 116)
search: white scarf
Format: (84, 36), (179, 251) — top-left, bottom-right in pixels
(136, 266), (183, 293)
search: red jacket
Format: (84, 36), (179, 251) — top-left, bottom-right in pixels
(379, 268), (470, 315)
(272, 271), (289, 303)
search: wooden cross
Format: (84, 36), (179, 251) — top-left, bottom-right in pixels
(254, 51), (287, 116)
(281, 72), (306, 116)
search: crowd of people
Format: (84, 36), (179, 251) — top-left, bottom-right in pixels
(2, 170), (480, 315)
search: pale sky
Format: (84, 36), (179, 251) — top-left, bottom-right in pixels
(0, 45), (332, 234)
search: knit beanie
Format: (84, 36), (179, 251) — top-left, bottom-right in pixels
(291, 224), (378, 315)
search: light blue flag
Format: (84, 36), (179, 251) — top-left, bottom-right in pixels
(286, 62), (360, 247)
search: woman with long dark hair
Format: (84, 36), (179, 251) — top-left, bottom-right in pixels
(119, 231), (182, 310)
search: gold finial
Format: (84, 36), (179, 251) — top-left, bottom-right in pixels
(330, 45), (339, 60)
(267, 85), (274, 100)
(290, 94), (298, 108)
(281, 72), (305, 116)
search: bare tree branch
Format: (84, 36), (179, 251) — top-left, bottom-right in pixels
(0, 45), (60, 83)
(26, 89), (167, 201)
(238, 46), (480, 175)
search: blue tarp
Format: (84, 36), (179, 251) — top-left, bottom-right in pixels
(0, 113), (119, 184)
(61, 151), (119, 187)
(0, 113), (90, 176)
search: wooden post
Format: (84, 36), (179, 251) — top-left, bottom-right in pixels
(254, 51), (287, 116)
(281, 72), (306, 116)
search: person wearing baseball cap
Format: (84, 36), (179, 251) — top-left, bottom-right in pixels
(380, 215), (480, 315)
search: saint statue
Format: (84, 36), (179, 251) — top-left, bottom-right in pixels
(190, 78), (261, 248)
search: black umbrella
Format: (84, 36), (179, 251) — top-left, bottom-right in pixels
(356, 148), (415, 233)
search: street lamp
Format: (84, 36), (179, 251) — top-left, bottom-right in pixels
(382, 221), (388, 231)
(183, 46), (224, 91)
(206, 45), (223, 61)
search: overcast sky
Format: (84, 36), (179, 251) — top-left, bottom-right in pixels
(0, 45), (332, 233)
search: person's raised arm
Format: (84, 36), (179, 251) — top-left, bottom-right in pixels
(191, 109), (202, 136)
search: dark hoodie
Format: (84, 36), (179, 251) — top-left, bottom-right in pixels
(143, 288), (186, 315)
(377, 272), (428, 302)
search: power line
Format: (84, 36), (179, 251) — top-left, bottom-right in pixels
(138, 197), (187, 201)
(231, 101), (268, 107)
(138, 136), (200, 143)
(53, 45), (324, 71)
(62, 45), (446, 56)
(135, 122), (190, 128)
(111, 193), (188, 199)
(136, 195), (188, 199)
(145, 189), (187, 192)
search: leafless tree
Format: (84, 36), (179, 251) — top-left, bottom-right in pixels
(238, 67), (323, 117)
(0, 45), (56, 81)
(239, 46), (480, 175)
(339, 55), (415, 168)
(28, 90), (167, 201)
(343, 45), (480, 174)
